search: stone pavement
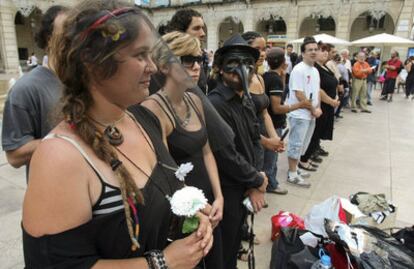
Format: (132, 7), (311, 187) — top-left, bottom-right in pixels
(0, 90), (413, 268)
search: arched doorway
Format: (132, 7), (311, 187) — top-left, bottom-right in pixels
(299, 16), (336, 37)
(256, 15), (287, 47)
(15, 8), (42, 69)
(218, 16), (243, 48)
(350, 11), (395, 41)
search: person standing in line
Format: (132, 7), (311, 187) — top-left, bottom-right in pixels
(142, 31), (224, 269)
(286, 37), (322, 188)
(405, 56), (414, 100)
(22, 1), (213, 268)
(264, 47), (312, 193)
(299, 43), (340, 171)
(208, 34), (268, 269)
(340, 49), (352, 73)
(351, 52), (373, 113)
(2, 5), (67, 176)
(366, 51), (379, 105)
(167, 8), (208, 93)
(336, 54), (350, 118)
(241, 31), (286, 194)
(381, 51), (402, 102)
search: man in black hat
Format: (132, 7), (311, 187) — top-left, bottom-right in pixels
(208, 34), (268, 269)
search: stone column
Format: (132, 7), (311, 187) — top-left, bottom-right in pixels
(205, 15), (219, 51)
(393, 0), (414, 59)
(0, 4), (20, 73)
(242, 8), (254, 32)
(285, 4), (299, 40)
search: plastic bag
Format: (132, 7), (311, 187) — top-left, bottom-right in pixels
(304, 196), (347, 237)
(271, 211), (304, 241)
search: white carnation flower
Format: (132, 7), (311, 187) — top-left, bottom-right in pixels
(170, 186), (208, 217)
(175, 162), (194, 182)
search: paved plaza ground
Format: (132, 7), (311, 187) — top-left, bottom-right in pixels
(0, 89), (413, 268)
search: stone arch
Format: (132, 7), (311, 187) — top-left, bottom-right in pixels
(217, 16), (244, 48)
(14, 7), (43, 69)
(256, 15), (287, 47)
(299, 15), (336, 37)
(349, 11), (395, 41)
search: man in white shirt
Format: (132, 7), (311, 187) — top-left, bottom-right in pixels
(286, 37), (322, 187)
(340, 49), (352, 72)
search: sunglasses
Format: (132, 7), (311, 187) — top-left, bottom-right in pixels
(180, 55), (203, 68)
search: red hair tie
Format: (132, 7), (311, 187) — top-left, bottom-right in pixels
(80, 7), (134, 42)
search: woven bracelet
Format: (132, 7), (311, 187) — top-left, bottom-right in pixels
(144, 250), (169, 269)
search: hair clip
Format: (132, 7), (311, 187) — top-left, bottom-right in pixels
(101, 25), (126, 42)
(80, 7), (134, 42)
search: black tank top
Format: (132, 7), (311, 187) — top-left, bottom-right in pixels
(152, 92), (213, 202)
(23, 106), (184, 268)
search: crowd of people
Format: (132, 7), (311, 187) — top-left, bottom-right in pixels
(1, 1), (413, 268)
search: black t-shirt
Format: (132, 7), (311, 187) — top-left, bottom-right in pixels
(263, 71), (287, 129)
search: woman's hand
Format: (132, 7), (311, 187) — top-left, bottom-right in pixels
(209, 196), (224, 228)
(163, 233), (205, 269)
(163, 213), (213, 269)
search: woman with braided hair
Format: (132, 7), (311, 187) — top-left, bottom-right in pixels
(22, 1), (212, 268)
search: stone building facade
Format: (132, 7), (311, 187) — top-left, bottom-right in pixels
(1, 0), (413, 73)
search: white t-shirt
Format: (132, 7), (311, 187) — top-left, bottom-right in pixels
(30, 55), (38, 66)
(285, 54), (293, 74)
(287, 61), (320, 120)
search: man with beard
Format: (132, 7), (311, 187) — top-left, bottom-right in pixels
(208, 34), (268, 269)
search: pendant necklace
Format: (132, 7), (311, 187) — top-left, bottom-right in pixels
(89, 112), (126, 146)
(161, 90), (191, 128)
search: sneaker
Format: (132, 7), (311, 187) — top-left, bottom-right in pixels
(287, 174), (311, 188)
(297, 168), (311, 178)
(266, 186), (288, 195)
(361, 109), (372, 113)
(367, 101), (373, 106)
(380, 96), (387, 101)
(351, 109), (358, 113)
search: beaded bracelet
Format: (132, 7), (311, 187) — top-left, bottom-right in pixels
(144, 250), (169, 269)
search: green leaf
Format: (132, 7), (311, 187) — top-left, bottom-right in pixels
(182, 216), (199, 234)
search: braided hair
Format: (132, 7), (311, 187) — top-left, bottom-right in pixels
(50, 0), (154, 250)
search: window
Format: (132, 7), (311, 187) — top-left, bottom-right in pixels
(318, 17), (335, 31)
(154, 0), (169, 6)
(15, 12), (25, 25)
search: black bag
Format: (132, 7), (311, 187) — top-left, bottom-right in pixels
(269, 228), (319, 269)
(393, 226), (414, 252)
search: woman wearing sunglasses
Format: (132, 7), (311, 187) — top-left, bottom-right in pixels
(142, 31), (224, 269)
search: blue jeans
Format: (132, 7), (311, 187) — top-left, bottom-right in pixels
(264, 128), (283, 190)
(287, 117), (316, 160)
(367, 81), (375, 103)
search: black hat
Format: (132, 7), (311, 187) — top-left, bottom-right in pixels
(214, 34), (260, 67)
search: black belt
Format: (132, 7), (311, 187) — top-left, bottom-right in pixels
(355, 78), (366, 81)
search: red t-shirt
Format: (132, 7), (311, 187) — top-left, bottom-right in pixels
(386, 58), (402, 79)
